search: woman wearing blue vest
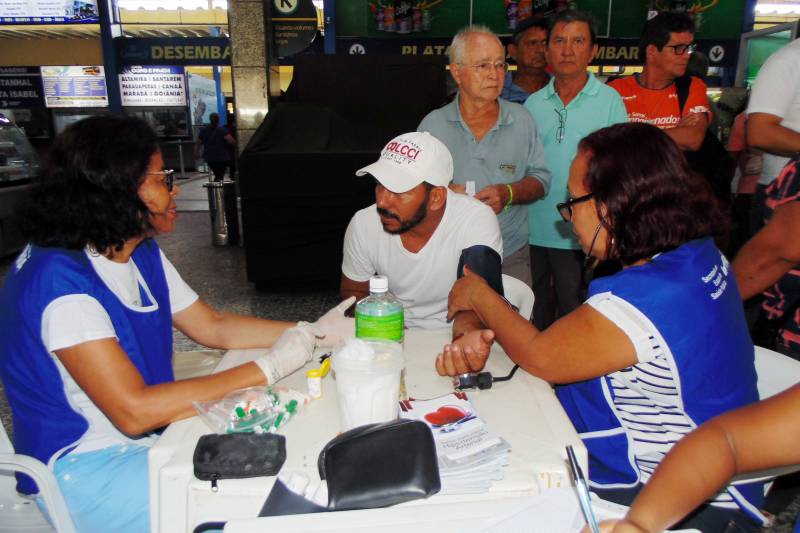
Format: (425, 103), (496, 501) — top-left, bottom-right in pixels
(438, 122), (764, 532)
(0, 115), (353, 532)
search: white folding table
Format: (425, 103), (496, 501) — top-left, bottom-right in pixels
(149, 328), (586, 533)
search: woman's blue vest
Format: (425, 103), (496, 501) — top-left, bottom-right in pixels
(0, 240), (174, 493)
(556, 238), (764, 522)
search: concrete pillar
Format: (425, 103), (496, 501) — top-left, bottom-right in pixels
(227, 0), (280, 153)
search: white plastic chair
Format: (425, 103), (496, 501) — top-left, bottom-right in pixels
(753, 345), (800, 400)
(731, 346), (800, 483)
(502, 274), (535, 321)
(0, 423), (75, 533)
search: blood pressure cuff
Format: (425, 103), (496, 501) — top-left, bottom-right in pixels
(457, 245), (504, 296)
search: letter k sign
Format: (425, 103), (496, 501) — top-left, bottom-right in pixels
(274, 0), (298, 15)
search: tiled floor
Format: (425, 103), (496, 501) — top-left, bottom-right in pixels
(0, 174), (798, 531)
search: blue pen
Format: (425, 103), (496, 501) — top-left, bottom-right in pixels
(567, 445), (601, 533)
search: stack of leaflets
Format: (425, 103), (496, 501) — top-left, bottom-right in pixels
(399, 391), (511, 495)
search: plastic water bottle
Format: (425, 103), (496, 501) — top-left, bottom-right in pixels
(355, 275), (404, 343)
(355, 275), (406, 399)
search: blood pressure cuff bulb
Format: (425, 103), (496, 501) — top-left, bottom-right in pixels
(457, 245), (504, 297)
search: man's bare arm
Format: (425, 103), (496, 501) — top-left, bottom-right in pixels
(747, 113), (800, 156)
(474, 176), (545, 214)
(733, 202), (800, 299)
(665, 113), (707, 151)
(339, 274), (369, 314)
(509, 175), (546, 204)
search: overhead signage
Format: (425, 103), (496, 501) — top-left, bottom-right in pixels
(116, 38), (231, 66)
(0, 0), (99, 24)
(0, 67), (44, 109)
(335, 37), (740, 67)
(119, 66), (186, 107)
(337, 0), (746, 41)
(40, 66), (108, 108)
(578, 0), (747, 41)
(270, 0), (318, 58)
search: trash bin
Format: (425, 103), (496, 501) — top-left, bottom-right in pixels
(203, 180), (240, 246)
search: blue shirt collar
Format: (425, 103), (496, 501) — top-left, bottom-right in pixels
(447, 92), (515, 128)
(542, 72), (601, 103)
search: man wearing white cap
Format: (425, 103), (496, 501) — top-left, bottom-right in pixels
(341, 131), (503, 345)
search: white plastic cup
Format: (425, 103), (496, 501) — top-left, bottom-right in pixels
(331, 339), (405, 432)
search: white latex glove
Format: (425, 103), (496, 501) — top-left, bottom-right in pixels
(254, 323), (317, 384)
(311, 297), (356, 348)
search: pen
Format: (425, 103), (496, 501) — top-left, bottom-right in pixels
(566, 444), (600, 533)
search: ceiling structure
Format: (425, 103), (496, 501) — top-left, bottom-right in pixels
(0, 1), (795, 40)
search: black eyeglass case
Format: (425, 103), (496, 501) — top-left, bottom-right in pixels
(317, 418), (441, 511)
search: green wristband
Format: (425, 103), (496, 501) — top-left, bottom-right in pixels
(503, 183), (514, 210)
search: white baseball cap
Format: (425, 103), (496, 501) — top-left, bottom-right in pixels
(356, 131), (453, 193)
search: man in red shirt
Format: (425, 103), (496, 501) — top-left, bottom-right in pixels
(609, 11), (710, 151)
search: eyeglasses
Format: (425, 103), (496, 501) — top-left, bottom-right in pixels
(460, 61), (509, 74)
(663, 42), (696, 55)
(147, 169), (175, 192)
(554, 108), (567, 144)
(556, 192), (594, 222)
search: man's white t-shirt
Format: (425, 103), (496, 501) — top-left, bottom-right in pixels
(40, 247), (198, 455)
(342, 190), (503, 329)
(747, 38), (800, 185)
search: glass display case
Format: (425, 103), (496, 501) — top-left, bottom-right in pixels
(0, 116), (39, 188)
(0, 115), (39, 257)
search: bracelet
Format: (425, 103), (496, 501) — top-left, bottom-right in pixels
(503, 183), (514, 210)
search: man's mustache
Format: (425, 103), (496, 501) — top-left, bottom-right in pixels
(377, 208), (400, 221)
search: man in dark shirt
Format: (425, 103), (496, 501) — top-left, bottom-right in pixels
(195, 112), (235, 182)
(500, 16), (550, 104)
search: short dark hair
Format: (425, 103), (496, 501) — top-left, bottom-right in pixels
(22, 115), (159, 254)
(578, 122), (726, 265)
(512, 16), (549, 45)
(639, 11), (695, 60)
(547, 10), (597, 46)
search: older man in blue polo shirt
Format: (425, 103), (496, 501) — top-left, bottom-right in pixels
(524, 10), (627, 330)
(418, 25), (550, 287)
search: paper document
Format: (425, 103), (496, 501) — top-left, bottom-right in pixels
(470, 488), (701, 533)
(400, 392), (511, 495)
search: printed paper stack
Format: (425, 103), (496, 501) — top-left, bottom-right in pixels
(399, 391), (511, 495)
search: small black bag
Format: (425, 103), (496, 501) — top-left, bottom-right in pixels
(317, 418), (441, 511)
(193, 433), (286, 491)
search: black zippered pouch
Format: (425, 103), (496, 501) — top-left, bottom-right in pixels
(317, 419), (440, 511)
(193, 433), (286, 491)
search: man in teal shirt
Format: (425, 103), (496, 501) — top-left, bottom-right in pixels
(524, 10), (627, 329)
(419, 25), (551, 287)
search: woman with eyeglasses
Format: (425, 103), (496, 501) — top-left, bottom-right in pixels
(437, 122), (764, 532)
(0, 115), (353, 532)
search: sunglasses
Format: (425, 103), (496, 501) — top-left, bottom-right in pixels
(554, 108), (567, 144)
(147, 169), (175, 192)
(556, 192), (594, 222)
